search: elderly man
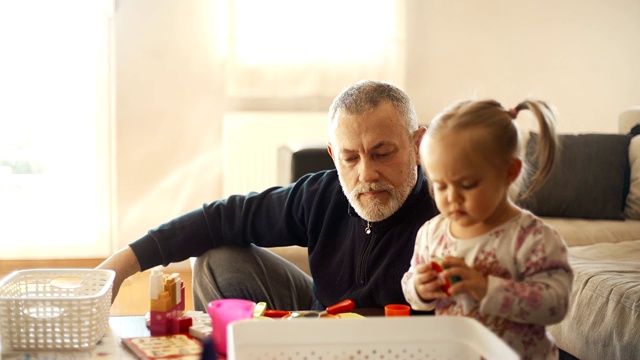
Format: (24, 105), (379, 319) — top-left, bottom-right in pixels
(98, 80), (439, 312)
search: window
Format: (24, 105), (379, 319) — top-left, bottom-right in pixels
(227, 0), (404, 101)
(0, 1), (113, 259)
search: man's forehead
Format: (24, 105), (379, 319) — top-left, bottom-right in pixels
(333, 122), (406, 154)
(335, 110), (404, 133)
(330, 103), (407, 144)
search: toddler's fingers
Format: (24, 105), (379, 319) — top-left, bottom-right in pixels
(416, 281), (448, 300)
(414, 263), (430, 273)
(414, 270), (438, 285)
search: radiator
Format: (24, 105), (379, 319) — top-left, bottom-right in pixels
(222, 112), (329, 196)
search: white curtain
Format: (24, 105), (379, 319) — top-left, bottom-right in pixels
(0, 0), (112, 259)
(225, 0), (405, 102)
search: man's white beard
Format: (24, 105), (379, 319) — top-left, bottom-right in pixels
(339, 164), (418, 223)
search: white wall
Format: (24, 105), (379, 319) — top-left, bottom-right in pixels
(115, 0), (225, 251)
(114, 0), (640, 250)
(405, 0), (640, 133)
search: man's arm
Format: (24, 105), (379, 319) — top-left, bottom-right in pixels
(97, 246), (141, 303)
(96, 176), (321, 304)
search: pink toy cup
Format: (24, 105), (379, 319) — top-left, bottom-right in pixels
(207, 298), (256, 355)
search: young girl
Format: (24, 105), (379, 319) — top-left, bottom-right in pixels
(401, 99), (573, 360)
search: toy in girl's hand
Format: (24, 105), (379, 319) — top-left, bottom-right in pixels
(430, 257), (461, 295)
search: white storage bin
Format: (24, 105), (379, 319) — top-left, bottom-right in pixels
(0, 269), (114, 352)
(228, 316), (518, 360)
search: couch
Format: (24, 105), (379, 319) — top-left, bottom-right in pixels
(272, 107), (640, 360)
(541, 109), (640, 360)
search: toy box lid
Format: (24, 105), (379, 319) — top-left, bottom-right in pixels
(227, 315), (518, 360)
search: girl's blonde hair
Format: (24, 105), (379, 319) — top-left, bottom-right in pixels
(422, 99), (558, 200)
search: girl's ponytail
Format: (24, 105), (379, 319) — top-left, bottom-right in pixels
(517, 100), (558, 199)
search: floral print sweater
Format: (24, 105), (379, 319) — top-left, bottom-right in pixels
(401, 211), (573, 360)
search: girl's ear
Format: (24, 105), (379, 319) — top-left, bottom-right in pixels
(507, 157), (522, 184)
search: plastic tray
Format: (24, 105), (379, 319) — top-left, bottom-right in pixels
(227, 316), (518, 360)
(0, 268), (114, 352)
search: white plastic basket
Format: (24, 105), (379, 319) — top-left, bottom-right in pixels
(228, 316), (519, 360)
(0, 268), (115, 352)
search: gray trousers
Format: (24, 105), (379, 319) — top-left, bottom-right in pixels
(191, 245), (314, 312)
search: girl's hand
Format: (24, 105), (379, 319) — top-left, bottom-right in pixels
(412, 263), (449, 301)
(441, 257), (488, 302)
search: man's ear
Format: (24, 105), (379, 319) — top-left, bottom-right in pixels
(507, 157), (523, 183)
(413, 126), (428, 165)
(327, 142), (335, 161)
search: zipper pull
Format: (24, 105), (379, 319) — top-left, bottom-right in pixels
(365, 222), (371, 234)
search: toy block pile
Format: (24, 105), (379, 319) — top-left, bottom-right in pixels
(148, 268), (192, 335)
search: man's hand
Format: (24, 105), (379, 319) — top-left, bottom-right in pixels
(96, 246), (141, 303)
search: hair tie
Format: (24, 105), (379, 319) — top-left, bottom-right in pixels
(506, 102), (528, 120)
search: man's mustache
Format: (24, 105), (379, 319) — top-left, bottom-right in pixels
(350, 182), (393, 198)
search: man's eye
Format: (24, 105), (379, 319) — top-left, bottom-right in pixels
(374, 151), (395, 161)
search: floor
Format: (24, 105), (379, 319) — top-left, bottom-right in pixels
(0, 259), (194, 316)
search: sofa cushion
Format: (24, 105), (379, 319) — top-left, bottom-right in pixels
(278, 144), (335, 185)
(521, 133), (631, 220)
(547, 239), (640, 359)
(542, 217), (640, 247)
(624, 135), (640, 219)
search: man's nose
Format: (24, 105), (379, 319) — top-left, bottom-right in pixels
(358, 158), (380, 183)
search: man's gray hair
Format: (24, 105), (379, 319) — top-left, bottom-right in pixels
(328, 80), (418, 132)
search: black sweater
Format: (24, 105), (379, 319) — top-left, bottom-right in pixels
(130, 169), (438, 309)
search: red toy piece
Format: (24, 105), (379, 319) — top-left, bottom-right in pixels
(430, 257), (461, 296)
